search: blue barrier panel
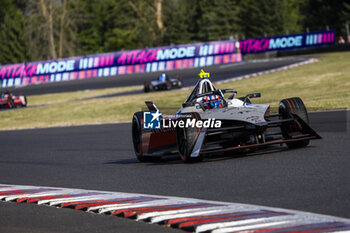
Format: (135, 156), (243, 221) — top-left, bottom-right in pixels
(239, 30), (335, 54)
(0, 40), (241, 88)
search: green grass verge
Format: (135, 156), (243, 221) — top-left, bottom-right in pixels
(0, 51), (349, 130)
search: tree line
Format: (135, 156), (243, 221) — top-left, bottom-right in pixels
(0, 0), (349, 65)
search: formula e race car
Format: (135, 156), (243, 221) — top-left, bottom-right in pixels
(132, 70), (321, 162)
(144, 73), (183, 92)
(0, 91), (27, 109)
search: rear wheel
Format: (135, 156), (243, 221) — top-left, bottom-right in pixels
(176, 112), (203, 162)
(132, 112), (145, 161)
(144, 82), (150, 92)
(279, 97), (309, 148)
(22, 96), (27, 107)
(177, 77), (183, 88)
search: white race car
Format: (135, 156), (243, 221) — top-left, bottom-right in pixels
(132, 70), (321, 162)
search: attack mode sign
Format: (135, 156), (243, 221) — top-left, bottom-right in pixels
(240, 30), (335, 54)
(0, 59), (77, 78)
(116, 46), (197, 65)
(156, 46), (196, 60)
(269, 36), (303, 49)
(36, 60), (76, 75)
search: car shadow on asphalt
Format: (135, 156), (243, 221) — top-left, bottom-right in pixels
(104, 145), (301, 165)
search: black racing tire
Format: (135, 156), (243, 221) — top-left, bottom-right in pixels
(178, 80), (183, 88)
(144, 82), (150, 92)
(177, 77), (183, 88)
(176, 112), (203, 163)
(132, 111), (146, 161)
(22, 96), (27, 107)
(8, 98), (15, 108)
(279, 97), (310, 148)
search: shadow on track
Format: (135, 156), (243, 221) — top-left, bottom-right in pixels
(105, 145), (297, 166)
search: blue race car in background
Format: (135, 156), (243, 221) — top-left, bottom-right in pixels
(144, 73), (183, 92)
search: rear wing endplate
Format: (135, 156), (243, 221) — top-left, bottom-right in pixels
(145, 101), (159, 112)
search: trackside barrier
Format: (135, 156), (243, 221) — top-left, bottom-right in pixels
(0, 40), (241, 88)
(0, 30), (336, 88)
(240, 30), (335, 54)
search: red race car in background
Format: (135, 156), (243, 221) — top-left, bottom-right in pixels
(0, 91), (27, 109)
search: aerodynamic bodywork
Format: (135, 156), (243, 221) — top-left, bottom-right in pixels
(144, 73), (183, 92)
(0, 91), (27, 109)
(132, 70), (321, 162)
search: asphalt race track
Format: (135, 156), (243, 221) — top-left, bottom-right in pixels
(2, 57), (309, 96)
(0, 110), (349, 233)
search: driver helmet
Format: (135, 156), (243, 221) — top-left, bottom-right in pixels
(202, 94), (222, 109)
(4, 90), (10, 98)
(159, 73), (167, 81)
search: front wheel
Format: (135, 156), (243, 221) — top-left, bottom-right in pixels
(8, 98), (15, 108)
(132, 112), (145, 161)
(279, 97), (309, 148)
(176, 112), (203, 162)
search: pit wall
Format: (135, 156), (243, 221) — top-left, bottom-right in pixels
(0, 40), (241, 88)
